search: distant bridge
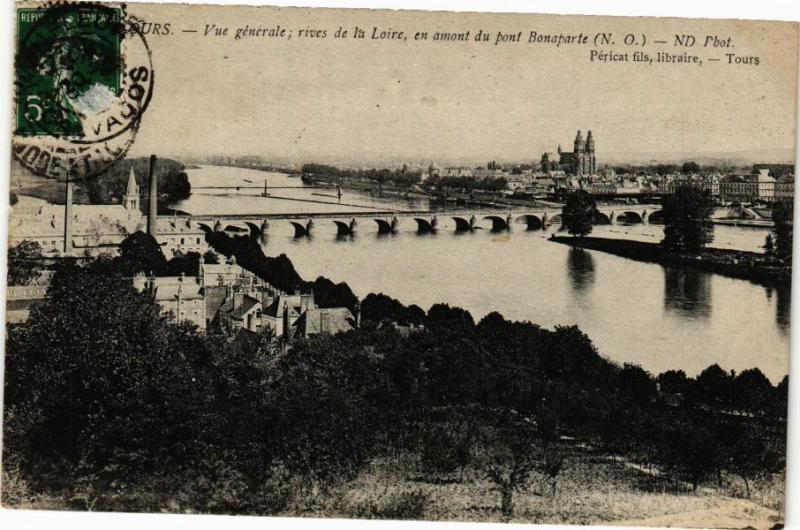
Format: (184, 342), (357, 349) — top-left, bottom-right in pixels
(182, 204), (663, 238)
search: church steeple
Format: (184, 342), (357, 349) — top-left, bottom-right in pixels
(574, 130), (585, 152)
(586, 130), (595, 152)
(124, 167), (140, 211)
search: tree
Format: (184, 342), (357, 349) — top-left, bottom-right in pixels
(732, 368), (774, 416)
(3, 266), (217, 492)
(659, 417), (719, 491)
(118, 231), (167, 275)
(691, 364), (734, 411)
(723, 425), (782, 497)
(165, 251), (202, 276)
(482, 419), (538, 519)
(7, 240), (44, 285)
(202, 250), (220, 264)
(763, 233), (775, 257)
(661, 185), (714, 254)
(681, 161), (701, 174)
(772, 200), (793, 261)
(361, 292), (425, 326)
(657, 369), (690, 395)
(310, 276), (358, 311)
(561, 190), (598, 238)
(536, 445), (567, 496)
(773, 375), (789, 419)
(616, 363), (657, 406)
(426, 303), (475, 335)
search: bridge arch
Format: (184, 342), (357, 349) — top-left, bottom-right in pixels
(244, 221), (261, 238)
(516, 214), (543, 230)
(548, 213), (563, 226)
(290, 221), (311, 238)
(484, 215), (509, 232)
(593, 212), (611, 225)
(196, 222), (214, 233)
(647, 209), (665, 224)
(224, 222), (251, 234)
(374, 218), (398, 234)
(414, 217), (438, 234)
(452, 216), (474, 232)
(616, 211), (643, 224)
(334, 218), (357, 237)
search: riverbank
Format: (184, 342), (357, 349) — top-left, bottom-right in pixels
(550, 236), (791, 286)
(302, 173), (431, 200)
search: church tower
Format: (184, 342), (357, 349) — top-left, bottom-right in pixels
(585, 130), (596, 175)
(124, 167), (140, 211)
(574, 130), (585, 153)
(573, 130), (586, 175)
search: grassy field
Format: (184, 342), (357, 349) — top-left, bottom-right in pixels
(4, 446), (784, 528)
(280, 449), (784, 528)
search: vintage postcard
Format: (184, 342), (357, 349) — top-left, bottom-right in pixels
(2, 1), (797, 528)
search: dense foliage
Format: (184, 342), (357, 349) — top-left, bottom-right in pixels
(772, 201), (793, 261)
(205, 232), (358, 309)
(561, 190), (598, 238)
(7, 240), (44, 285)
(302, 163), (422, 188)
(89, 232), (203, 278)
(3, 244), (787, 515)
(661, 185), (715, 254)
(85, 157), (191, 206)
(423, 174), (508, 192)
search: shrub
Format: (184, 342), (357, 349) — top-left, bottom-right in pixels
(1, 465), (32, 506)
(375, 488), (429, 520)
(177, 457), (250, 514)
(351, 487), (429, 520)
(420, 421), (474, 479)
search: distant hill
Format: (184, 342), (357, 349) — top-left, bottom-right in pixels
(603, 148), (795, 167)
(10, 156), (191, 207)
(85, 157), (191, 206)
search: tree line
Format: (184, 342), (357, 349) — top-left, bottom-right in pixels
(3, 237), (788, 515)
(85, 157), (191, 206)
(423, 174), (509, 193)
(301, 163), (422, 189)
(562, 185), (793, 261)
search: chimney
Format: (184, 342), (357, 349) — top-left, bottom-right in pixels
(147, 154), (158, 237)
(233, 290), (244, 310)
(63, 175), (74, 255)
(300, 292), (313, 312)
(282, 301), (290, 339)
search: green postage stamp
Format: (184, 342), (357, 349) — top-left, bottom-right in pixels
(13, 2), (153, 180)
(16, 4), (122, 137)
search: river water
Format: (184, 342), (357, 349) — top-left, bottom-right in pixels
(174, 166), (790, 382)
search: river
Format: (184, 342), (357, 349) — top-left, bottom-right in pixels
(173, 165), (790, 382)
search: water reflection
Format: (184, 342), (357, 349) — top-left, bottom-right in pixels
(765, 286), (792, 332)
(181, 165), (790, 381)
(663, 266), (712, 319)
(566, 247), (595, 294)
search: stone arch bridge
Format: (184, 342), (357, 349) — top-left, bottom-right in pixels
(189, 204), (662, 238)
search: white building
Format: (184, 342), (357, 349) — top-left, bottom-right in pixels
(133, 272), (207, 331)
(9, 167), (207, 257)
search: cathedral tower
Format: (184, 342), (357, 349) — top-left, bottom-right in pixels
(574, 130), (585, 153)
(585, 130), (596, 174)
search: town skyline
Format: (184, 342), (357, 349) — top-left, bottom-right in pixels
(176, 145), (795, 170)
